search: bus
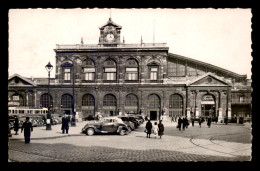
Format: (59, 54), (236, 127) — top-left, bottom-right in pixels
(8, 107), (48, 128)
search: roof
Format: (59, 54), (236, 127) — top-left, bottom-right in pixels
(99, 18), (122, 29)
(8, 74), (37, 86)
(168, 53), (247, 79)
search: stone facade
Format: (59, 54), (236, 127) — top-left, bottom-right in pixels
(8, 18), (252, 123)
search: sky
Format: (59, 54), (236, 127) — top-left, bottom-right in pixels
(8, 8), (252, 79)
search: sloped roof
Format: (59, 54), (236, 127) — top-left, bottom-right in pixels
(187, 72), (233, 86)
(8, 74), (37, 86)
(99, 18), (122, 29)
(168, 53), (247, 79)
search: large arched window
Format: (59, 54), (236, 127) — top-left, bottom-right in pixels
(125, 94), (138, 106)
(148, 94), (160, 108)
(125, 58), (139, 80)
(61, 94), (73, 108)
(40, 93), (53, 108)
(82, 59), (95, 81)
(103, 58), (117, 80)
(82, 94), (95, 106)
(169, 94), (183, 117)
(103, 94), (117, 106)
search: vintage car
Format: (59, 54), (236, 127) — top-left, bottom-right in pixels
(133, 115), (144, 125)
(82, 116), (131, 136)
(126, 115), (140, 128)
(117, 116), (135, 130)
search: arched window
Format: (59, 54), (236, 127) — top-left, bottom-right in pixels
(82, 59), (95, 81)
(125, 94), (138, 106)
(169, 94), (183, 109)
(82, 94), (95, 106)
(61, 94), (73, 108)
(169, 94), (183, 117)
(40, 93), (53, 108)
(104, 58), (117, 80)
(125, 58), (139, 80)
(148, 94), (160, 108)
(103, 94), (116, 106)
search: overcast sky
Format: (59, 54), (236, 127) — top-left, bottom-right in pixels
(8, 8), (252, 79)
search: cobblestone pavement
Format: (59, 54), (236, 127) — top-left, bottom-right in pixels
(8, 120), (252, 162)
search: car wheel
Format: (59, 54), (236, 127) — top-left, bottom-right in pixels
(86, 128), (95, 136)
(119, 129), (125, 136)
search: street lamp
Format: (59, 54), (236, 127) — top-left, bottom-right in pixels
(45, 61), (53, 130)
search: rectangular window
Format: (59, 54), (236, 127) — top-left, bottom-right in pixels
(64, 68), (71, 81)
(106, 73), (116, 80)
(85, 73), (94, 80)
(13, 96), (19, 100)
(150, 72), (157, 80)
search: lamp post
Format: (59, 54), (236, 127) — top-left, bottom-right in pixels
(45, 62), (53, 130)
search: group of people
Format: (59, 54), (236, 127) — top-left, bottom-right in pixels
(145, 120), (164, 139)
(177, 116), (189, 131)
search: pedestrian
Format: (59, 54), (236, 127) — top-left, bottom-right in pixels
(14, 117), (19, 135)
(174, 116), (177, 122)
(145, 119), (152, 138)
(21, 117), (33, 144)
(182, 117), (187, 130)
(171, 116), (174, 123)
(199, 117), (202, 128)
(158, 120), (164, 139)
(153, 122), (158, 138)
(61, 114), (69, 134)
(177, 117), (182, 131)
(191, 117), (195, 127)
(207, 116), (212, 128)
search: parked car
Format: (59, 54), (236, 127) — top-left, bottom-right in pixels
(127, 115), (140, 128)
(82, 116), (131, 136)
(133, 115), (144, 124)
(117, 116), (135, 130)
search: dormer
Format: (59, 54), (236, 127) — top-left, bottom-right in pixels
(98, 18), (122, 46)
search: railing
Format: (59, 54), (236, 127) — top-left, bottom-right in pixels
(231, 98), (251, 104)
(56, 43), (167, 49)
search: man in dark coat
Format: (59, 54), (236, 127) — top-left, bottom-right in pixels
(158, 120), (164, 139)
(177, 117), (182, 131)
(199, 117), (202, 128)
(182, 117), (187, 130)
(21, 117), (33, 144)
(191, 117), (195, 127)
(207, 116), (212, 128)
(145, 120), (153, 138)
(61, 114), (69, 134)
(14, 117), (19, 135)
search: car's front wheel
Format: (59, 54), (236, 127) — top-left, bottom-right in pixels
(86, 128), (95, 136)
(119, 129), (125, 136)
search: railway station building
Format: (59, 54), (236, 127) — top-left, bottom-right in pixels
(8, 17), (252, 123)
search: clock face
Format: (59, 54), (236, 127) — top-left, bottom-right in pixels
(106, 33), (114, 42)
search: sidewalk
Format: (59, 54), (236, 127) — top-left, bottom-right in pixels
(9, 121), (88, 140)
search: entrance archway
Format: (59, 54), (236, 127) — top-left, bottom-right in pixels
(148, 94), (161, 120)
(201, 94), (216, 118)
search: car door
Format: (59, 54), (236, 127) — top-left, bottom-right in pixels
(102, 119), (115, 132)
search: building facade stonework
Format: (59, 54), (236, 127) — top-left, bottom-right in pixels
(8, 18), (252, 123)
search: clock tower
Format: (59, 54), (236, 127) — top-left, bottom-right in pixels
(98, 18), (122, 46)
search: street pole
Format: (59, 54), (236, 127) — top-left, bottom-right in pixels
(72, 59), (76, 126)
(45, 62), (53, 130)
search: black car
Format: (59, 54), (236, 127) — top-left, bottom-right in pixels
(82, 117), (131, 136)
(127, 116), (140, 128)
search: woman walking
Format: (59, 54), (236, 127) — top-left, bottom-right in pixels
(145, 120), (152, 138)
(153, 122), (158, 138)
(158, 120), (164, 139)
